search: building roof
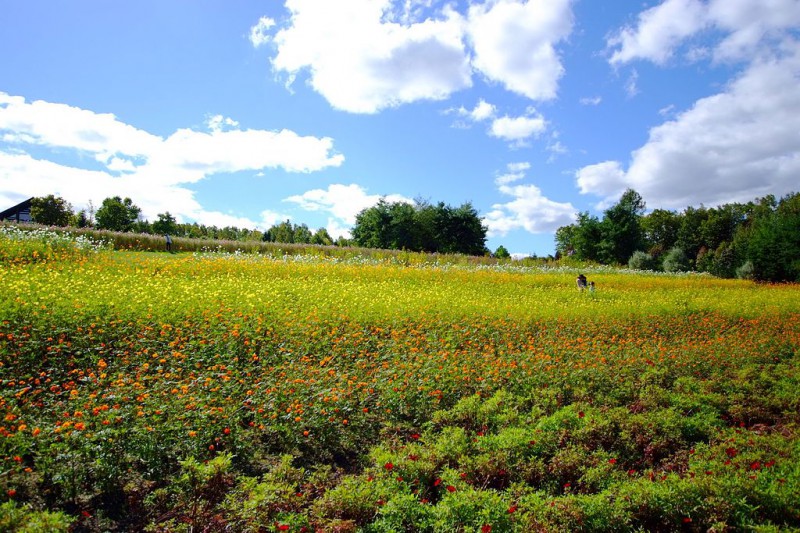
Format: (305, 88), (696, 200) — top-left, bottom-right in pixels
(0, 198), (34, 222)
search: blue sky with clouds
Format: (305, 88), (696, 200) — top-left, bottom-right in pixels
(1, 0), (799, 256)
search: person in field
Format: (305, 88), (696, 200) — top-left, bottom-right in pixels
(576, 273), (587, 290)
(165, 234), (173, 253)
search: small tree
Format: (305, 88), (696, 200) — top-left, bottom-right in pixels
(30, 195), (73, 226)
(95, 196), (141, 232)
(494, 245), (511, 259)
(152, 212), (178, 236)
(662, 247), (690, 273)
(628, 250), (655, 271)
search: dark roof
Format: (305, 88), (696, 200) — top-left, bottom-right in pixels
(0, 198), (34, 222)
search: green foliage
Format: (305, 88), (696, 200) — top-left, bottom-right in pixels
(352, 199), (488, 255)
(747, 195), (800, 282)
(0, 501), (73, 532)
(662, 247), (690, 272)
(94, 196), (141, 232)
(0, 236), (798, 530)
(151, 212), (178, 236)
(29, 195), (73, 227)
(628, 250), (656, 271)
(494, 245), (511, 259)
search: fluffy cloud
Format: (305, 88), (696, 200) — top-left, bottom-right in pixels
(0, 93), (344, 226)
(284, 183), (413, 225)
(489, 111), (547, 144)
(486, 162), (575, 235)
(268, 0), (471, 113)
(576, 50), (800, 209)
(260, 0), (575, 113)
(486, 183), (576, 236)
(608, 0), (800, 65)
(468, 0), (573, 100)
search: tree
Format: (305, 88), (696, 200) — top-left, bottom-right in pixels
(30, 195), (73, 226)
(494, 245), (511, 259)
(746, 192), (800, 282)
(152, 212), (178, 236)
(352, 200), (393, 249)
(311, 228), (333, 246)
(95, 196), (141, 232)
(641, 208), (680, 257)
(351, 199), (488, 255)
(598, 189), (645, 264)
(662, 247), (690, 273)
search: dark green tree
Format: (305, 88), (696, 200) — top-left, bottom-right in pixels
(94, 196), (141, 232)
(641, 208), (680, 257)
(30, 195), (73, 226)
(746, 192), (800, 282)
(352, 200), (393, 249)
(152, 212), (178, 236)
(598, 189), (646, 264)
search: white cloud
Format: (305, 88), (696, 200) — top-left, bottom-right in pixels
(608, 0), (707, 65)
(284, 183), (413, 226)
(249, 16), (276, 48)
(575, 49), (800, 209)
(580, 96), (602, 106)
(467, 99), (496, 122)
(489, 111), (547, 144)
(468, 0), (573, 100)
(575, 160), (627, 197)
(608, 0), (800, 65)
(0, 93), (345, 227)
(269, 0), (471, 113)
(264, 0), (575, 113)
(486, 182), (576, 236)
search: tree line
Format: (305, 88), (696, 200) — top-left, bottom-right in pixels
(23, 195), (490, 254)
(556, 189), (800, 282)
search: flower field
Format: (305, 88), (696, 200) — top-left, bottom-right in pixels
(1, 231), (799, 531)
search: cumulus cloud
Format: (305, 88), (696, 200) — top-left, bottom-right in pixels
(468, 0), (574, 100)
(284, 183), (413, 226)
(486, 182), (576, 236)
(268, 0), (471, 113)
(260, 0), (575, 113)
(0, 93), (344, 227)
(486, 161), (575, 236)
(608, 0), (800, 65)
(489, 110), (547, 145)
(575, 49), (800, 209)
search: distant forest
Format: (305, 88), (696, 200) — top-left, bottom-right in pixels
(16, 189), (800, 282)
(556, 189), (800, 282)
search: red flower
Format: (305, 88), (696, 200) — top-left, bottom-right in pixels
(446, 485), (456, 492)
(411, 433), (420, 440)
(434, 478), (442, 486)
(384, 462), (394, 470)
(481, 525), (492, 533)
(277, 524), (290, 531)
(608, 458), (617, 465)
(578, 411), (585, 418)
(683, 517), (692, 524)
(508, 504), (518, 514)
(750, 461), (761, 470)
(725, 447), (737, 458)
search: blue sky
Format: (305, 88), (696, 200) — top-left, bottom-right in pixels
(1, 0), (799, 256)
